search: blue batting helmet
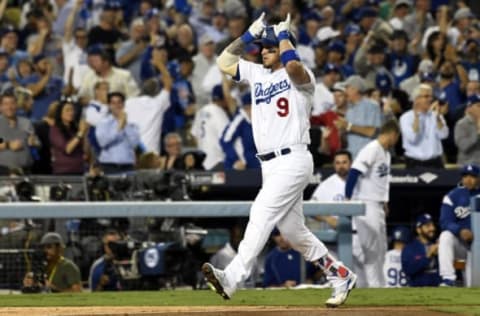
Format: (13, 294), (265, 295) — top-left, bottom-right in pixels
(260, 26), (296, 47)
(391, 226), (410, 243)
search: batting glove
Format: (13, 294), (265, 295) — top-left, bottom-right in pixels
(241, 12), (266, 44)
(273, 13), (291, 42)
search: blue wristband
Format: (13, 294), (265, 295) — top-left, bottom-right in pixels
(277, 30), (289, 42)
(240, 31), (255, 44)
(280, 49), (300, 65)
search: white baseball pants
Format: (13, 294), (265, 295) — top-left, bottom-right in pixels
(438, 230), (471, 286)
(353, 200), (387, 288)
(223, 149), (329, 291)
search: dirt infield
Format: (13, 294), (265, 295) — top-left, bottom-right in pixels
(0, 306), (452, 316)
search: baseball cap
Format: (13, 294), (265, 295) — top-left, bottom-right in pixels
(260, 26), (297, 47)
(391, 226), (410, 243)
(323, 63), (340, 74)
(344, 23), (361, 36)
(461, 164), (480, 177)
(327, 40), (346, 55)
(103, 0), (121, 11)
(316, 26), (341, 42)
(344, 75), (367, 93)
(211, 84), (224, 101)
(420, 71), (436, 82)
(467, 94), (480, 106)
(394, 0), (411, 9)
(144, 8), (160, 20)
(40, 232), (65, 247)
(416, 213), (433, 228)
(454, 8), (475, 21)
(355, 6), (378, 21)
(199, 33), (214, 46)
(376, 72), (392, 94)
(303, 11), (323, 23)
(332, 82), (346, 92)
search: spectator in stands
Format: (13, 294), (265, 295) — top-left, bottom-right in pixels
(399, 84), (448, 169)
(49, 98), (86, 175)
(402, 0), (434, 49)
(0, 25), (29, 68)
(191, 84), (230, 170)
(438, 164), (479, 287)
(388, 0), (411, 30)
(455, 94), (480, 165)
(78, 45), (139, 102)
(24, 54), (63, 121)
(27, 13), (63, 77)
(387, 29), (418, 87)
(459, 39), (480, 83)
(438, 59), (465, 122)
(159, 132), (183, 170)
(215, 15), (246, 55)
(88, 2), (125, 50)
(23, 232), (82, 293)
(312, 63), (341, 116)
(0, 91), (40, 173)
(192, 33), (218, 106)
(263, 228), (317, 288)
(343, 23), (363, 69)
(354, 41), (393, 91)
(62, 0), (89, 91)
(401, 214), (441, 287)
(170, 55), (197, 133)
(220, 93), (259, 170)
(95, 92), (141, 174)
(334, 75), (383, 158)
(400, 59), (434, 97)
(115, 18), (148, 85)
(32, 101), (57, 174)
(384, 226), (409, 288)
(326, 40), (354, 79)
(125, 49), (172, 154)
(89, 229), (122, 291)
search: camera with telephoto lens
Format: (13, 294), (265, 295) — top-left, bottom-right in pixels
(21, 248), (47, 293)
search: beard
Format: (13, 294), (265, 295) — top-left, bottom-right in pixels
(440, 72), (455, 79)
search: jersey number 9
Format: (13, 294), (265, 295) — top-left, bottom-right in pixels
(276, 98), (289, 117)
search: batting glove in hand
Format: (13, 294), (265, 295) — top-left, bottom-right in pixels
(273, 13), (291, 42)
(241, 12), (266, 44)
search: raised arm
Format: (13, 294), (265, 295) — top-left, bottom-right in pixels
(64, 0), (83, 43)
(216, 13), (266, 77)
(273, 14), (310, 85)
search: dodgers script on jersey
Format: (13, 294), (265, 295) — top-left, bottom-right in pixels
(351, 140), (391, 202)
(235, 59), (314, 153)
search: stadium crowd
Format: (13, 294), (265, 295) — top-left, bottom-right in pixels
(0, 0), (479, 290)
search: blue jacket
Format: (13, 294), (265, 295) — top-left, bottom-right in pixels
(220, 109), (259, 169)
(401, 239), (441, 287)
(440, 186), (480, 237)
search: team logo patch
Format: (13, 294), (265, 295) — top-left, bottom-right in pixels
(254, 80), (291, 104)
(377, 163), (389, 177)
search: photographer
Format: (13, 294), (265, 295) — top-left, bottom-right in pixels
(23, 232), (82, 293)
(399, 84), (449, 169)
(88, 229), (122, 291)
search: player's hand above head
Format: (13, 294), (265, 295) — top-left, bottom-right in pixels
(273, 13), (291, 37)
(248, 12), (266, 38)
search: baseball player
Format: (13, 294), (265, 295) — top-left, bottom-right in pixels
(383, 226), (410, 288)
(202, 13), (357, 307)
(401, 214), (441, 287)
(345, 119), (401, 288)
(190, 84), (231, 170)
(438, 164), (480, 286)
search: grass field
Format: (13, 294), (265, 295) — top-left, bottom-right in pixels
(0, 288), (480, 315)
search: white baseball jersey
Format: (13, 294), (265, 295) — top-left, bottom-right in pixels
(383, 249), (407, 287)
(191, 103), (230, 169)
(312, 81), (334, 116)
(311, 173), (346, 202)
(236, 59), (314, 153)
(125, 90), (170, 154)
(351, 140), (391, 202)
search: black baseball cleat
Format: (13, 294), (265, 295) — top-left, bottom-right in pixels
(202, 263), (231, 300)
